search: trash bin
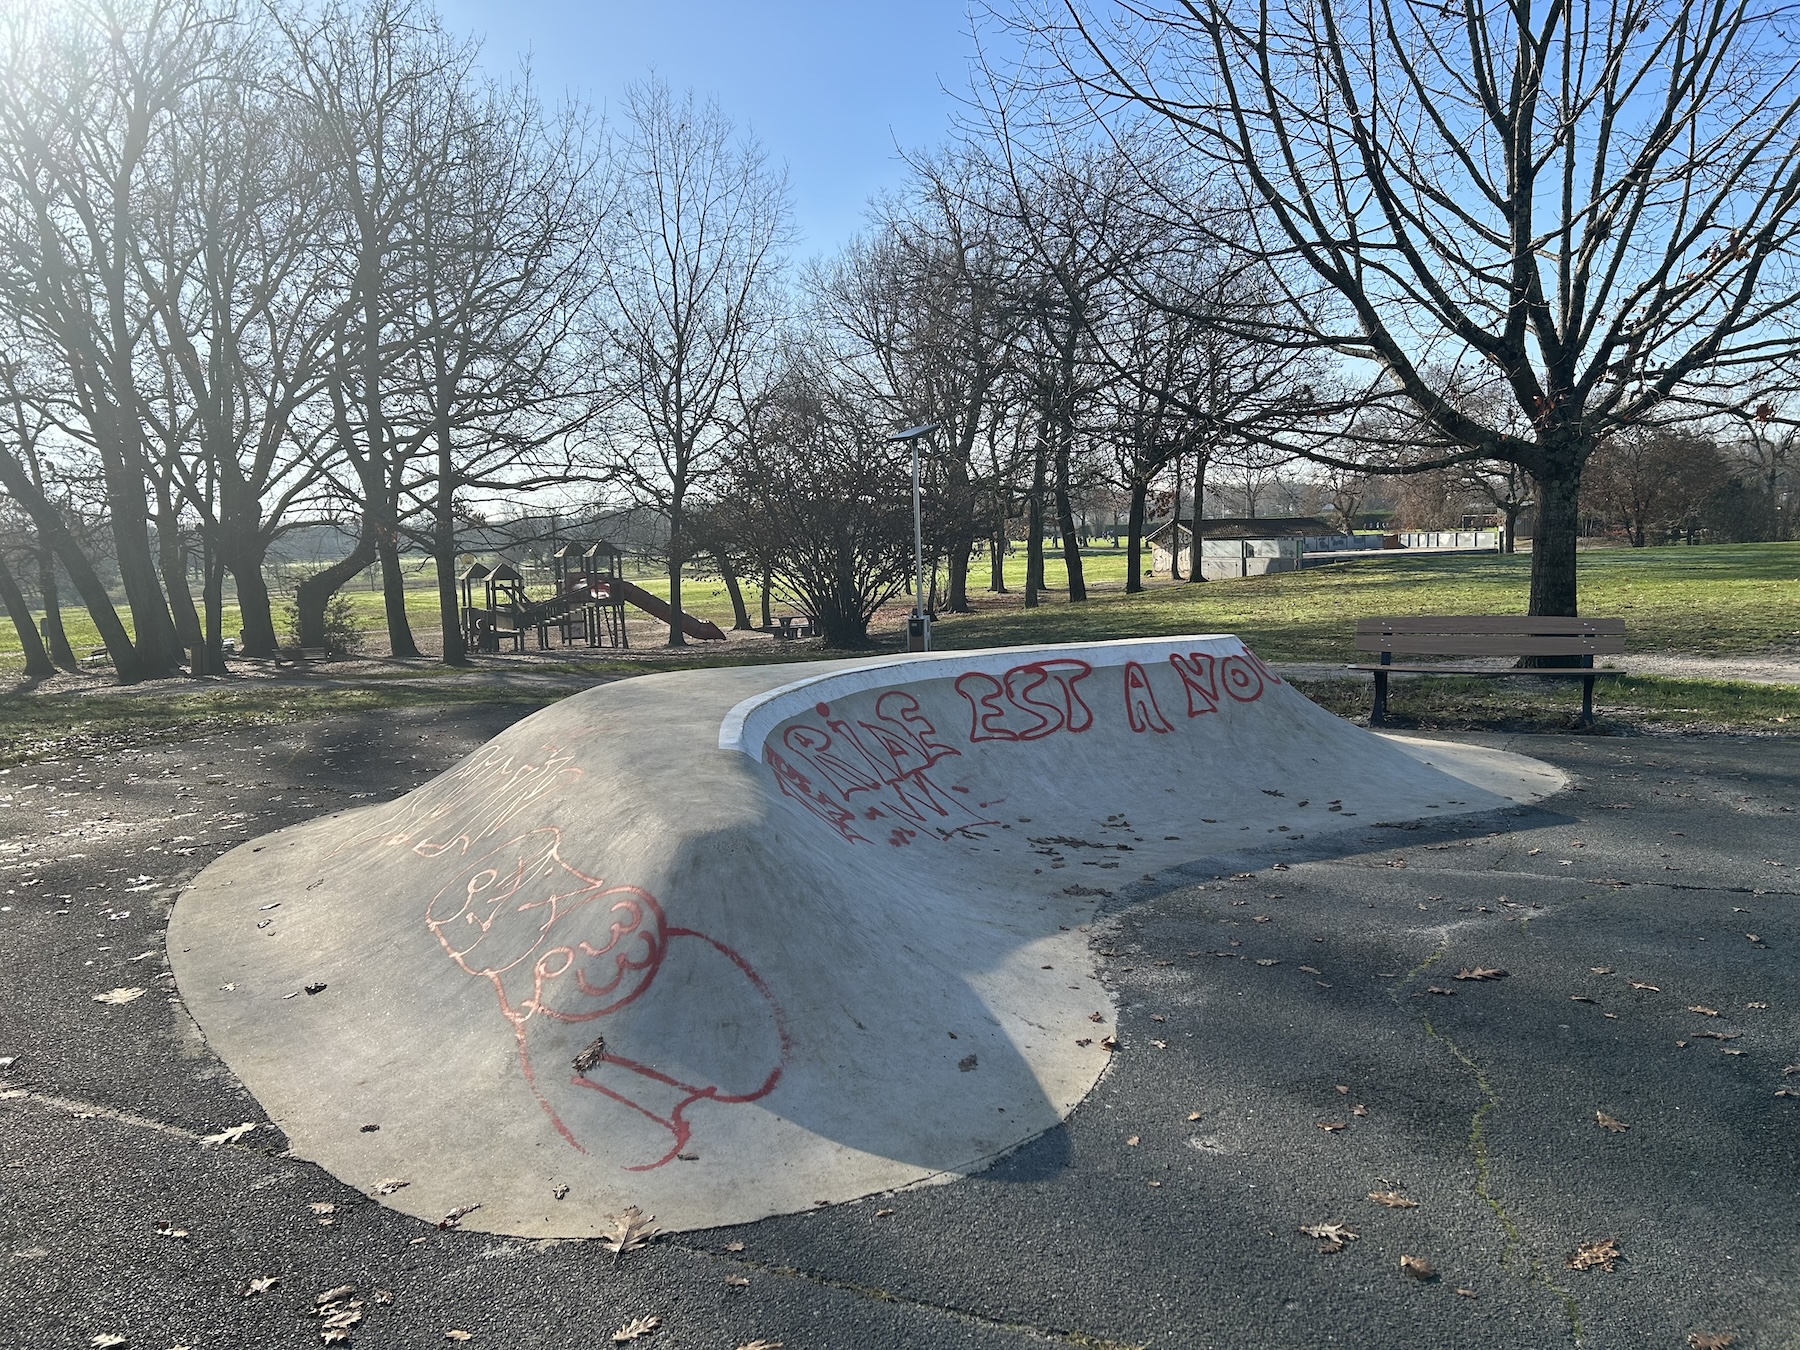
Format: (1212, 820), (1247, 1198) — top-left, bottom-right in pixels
(907, 612), (931, 653)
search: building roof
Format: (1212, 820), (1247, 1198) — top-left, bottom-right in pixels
(1147, 515), (1335, 542)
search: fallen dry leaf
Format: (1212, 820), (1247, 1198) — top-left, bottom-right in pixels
(1125, 1135), (1140, 1146)
(1569, 995), (1597, 1003)
(242, 1275), (280, 1296)
(1187, 1111), (1203, 1121)
(1628, 981), (1660, 991)
(153, 1220), (189, 1240)
(1454, 967), (1508, 981)
(1688, 1005), (1720, 1017)
(1688, 1333), (1734, 1349)
(201, 1122), (257, 1146)
(1426, 986), (1456, 996)
(1368, 1191), (1417, 1208)
(1399, 1254), (1435, 1279)
(1099, 1034), (1118, 1050)
(1254, 959), (1279, 967)
(1316, 1121), (1346, 1132)
(1351, 1104), (1368, 1117)
(309, 1202), (335, 1216)
(444, 1334), (472, 1343)
(1568, 1238), (1622, 1272)
(437, 1204), (481, 1230)
(1595, 1110), (1630, 1133)
(737, 1341), (784, 1350)
(611, 1317), (660, 1343)
(602, 1207), (659, 1257)
(1299, 1222), (1358, 1248)
(724, 1275), (750, 1288)
(90, 1337), (129, 1348)
(1455, 1288), (1477, 1298)
(371, 1179), (410, 1196)
(92, 988), (146, 1005)
(873, 1208), (894, 1217)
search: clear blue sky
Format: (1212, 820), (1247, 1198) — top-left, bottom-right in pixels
(432, 0), (985, 256)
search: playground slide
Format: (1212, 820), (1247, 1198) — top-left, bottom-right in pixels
(613, 577), (727, 641)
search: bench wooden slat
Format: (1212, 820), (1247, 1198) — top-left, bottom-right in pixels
(1346, 663), (1626, 676)
(1355, 615), (1625, 635)
(1355, 634), (1626, 656)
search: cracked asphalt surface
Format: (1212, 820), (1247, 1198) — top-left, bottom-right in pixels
(2, 702), (1797, 1349)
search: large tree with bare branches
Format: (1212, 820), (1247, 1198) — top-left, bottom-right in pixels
(1012, 0), (1800, 615)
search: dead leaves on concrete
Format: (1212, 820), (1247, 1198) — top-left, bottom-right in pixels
(1367, 1191), (1417, 1208)
(1398, 1254), (1436, 1280)
(611, 1317), (660, 1342)
(1594, 1110), (1630, 1133)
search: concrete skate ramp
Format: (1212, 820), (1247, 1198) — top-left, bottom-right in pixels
(169, 636), (1563, 1237)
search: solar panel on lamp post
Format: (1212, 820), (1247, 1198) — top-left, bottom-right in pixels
(887, 423), (940, 651)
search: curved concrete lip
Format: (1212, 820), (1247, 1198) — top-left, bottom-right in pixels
(169, 635), (1564, 1237)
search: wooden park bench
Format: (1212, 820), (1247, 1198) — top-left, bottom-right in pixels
(1350, 615), (1626, 728)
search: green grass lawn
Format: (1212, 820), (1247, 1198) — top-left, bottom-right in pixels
(3, 541), (1796, 676)
(934, 542), (1800, 662)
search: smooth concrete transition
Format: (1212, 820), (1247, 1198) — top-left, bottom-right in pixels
(168, 635), (1564, 1237)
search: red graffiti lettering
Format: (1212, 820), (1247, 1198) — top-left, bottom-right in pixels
(1122, 661), (1173, 733)
(1220, 653), (1267, 702)
(954, 660), (1094, 742)
(1167, 652), (1221, 717)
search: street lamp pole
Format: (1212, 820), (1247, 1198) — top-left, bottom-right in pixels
(888, 422), (939, 652)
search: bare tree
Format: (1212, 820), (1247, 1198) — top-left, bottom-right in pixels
(0, 0), (227, 676)
(1017, 0), (1800, 615)
(599, 79), (792, 646)
(1584, 425), (1725, 546)
(394, 72), (604, 664)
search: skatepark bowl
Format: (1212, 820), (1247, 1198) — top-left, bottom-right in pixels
(168, 635), (1564, 1237)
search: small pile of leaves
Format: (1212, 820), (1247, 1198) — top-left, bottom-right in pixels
(311, 1285), (368, 1345)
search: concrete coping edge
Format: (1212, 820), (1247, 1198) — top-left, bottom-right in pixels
(717, 633), (1252, 758)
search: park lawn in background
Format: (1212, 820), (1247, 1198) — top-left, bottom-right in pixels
(934, 542), (1800, 662)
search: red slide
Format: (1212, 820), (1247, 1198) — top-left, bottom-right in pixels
(613, 578), (727, 641)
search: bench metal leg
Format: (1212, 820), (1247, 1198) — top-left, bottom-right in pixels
(1371, 669), (1388, 725)
(1580, 674), (1595, 727)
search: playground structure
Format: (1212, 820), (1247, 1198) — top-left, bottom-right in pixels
(169, 635), (1564, 1238)
(458, 541), (726, 652)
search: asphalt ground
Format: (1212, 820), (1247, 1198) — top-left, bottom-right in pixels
(1, 704), (1797, 1350)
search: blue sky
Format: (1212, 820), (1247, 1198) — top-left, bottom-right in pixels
(432, 0), (986, 256)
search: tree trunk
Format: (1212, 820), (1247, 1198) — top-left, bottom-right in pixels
(1168, 453), (1184, 581)
(989, 509), (1008, 593)
(154, 495), (209, 674)
(0, 550), (54, 678)
(1025, 435), (1047, 608)
(296, 521), (378, 650)
(716, 548), (753, 630)
(665, 503), (688, 647)
(1055, 432), (1086, 602)
(1502, 504), (1520, 554)
(0, 453), (144, 681)
(434, 414), (468, 666)
(1187, 452), (1209, 582)
(1528, 467), (1582, 617)
(227, 549), (280, 659)
(201, 540), (225, 673)
(1125, 479), (1147, 594)
(760, 565), (773, 629)
(34, 542), (75, 669)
